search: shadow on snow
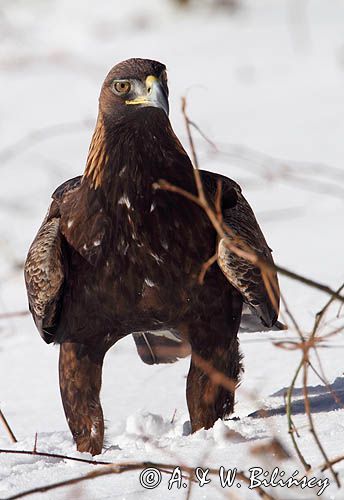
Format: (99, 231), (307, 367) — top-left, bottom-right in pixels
(249, 376), (344, 418)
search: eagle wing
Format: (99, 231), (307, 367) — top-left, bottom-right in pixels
(24, 177), (82, 343)
(200, 169), (280, 328)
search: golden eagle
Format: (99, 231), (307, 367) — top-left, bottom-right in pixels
(24, 58), (280, 455)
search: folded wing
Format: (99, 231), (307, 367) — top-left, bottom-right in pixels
(200, 169), (280, 328)
(24, 177), (82, 342)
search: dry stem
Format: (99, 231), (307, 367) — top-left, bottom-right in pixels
(0, 409), (17, 443)
(2, 460), (276, 500)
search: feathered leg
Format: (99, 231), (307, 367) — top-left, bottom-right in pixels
(59, 342), (105, 455)
(185, 288), (243, 432)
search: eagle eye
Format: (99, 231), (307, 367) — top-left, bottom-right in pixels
(112, 80), (131, 95)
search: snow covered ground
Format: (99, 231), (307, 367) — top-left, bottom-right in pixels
(1, 1), (344, 498)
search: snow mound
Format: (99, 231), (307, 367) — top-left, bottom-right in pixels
(125, 411), (173, 439)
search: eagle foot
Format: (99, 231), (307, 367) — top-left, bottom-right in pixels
(74, 429), (103, 456)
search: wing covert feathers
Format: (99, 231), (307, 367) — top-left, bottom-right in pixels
(24, 212), (64, 342)
(24, 176), (82, 343)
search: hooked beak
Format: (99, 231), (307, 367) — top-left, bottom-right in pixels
(125, 75), (169, 116)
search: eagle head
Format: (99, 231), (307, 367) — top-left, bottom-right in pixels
(84, 58), (173, 188)
(99, 58), (169, 122)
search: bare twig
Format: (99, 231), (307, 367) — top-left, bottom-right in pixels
(3, 460), (276, 500)
(0, 448), (112, 465)
(33, 433), (38, 453)
(285, 358), (310, 470)
(198, 253), (218, 284)
(0, 410), (17, 443)
(322, 455), (344, 472)
(170, 408), (177, 424)
(314, 283), (344, 334)
(188, 121), (218, 152)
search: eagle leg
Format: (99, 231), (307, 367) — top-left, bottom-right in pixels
(59, 342), (105, 456)
(185, 291), (243, 432)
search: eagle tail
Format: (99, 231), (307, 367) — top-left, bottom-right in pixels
(132, 331), (190, 365)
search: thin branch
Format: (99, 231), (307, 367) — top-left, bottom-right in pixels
(33, 433), (38, 454)
(0, 448), (112, 465)
(181, 97), (206, 204)
(322, 455), (344, 472)
(3, 461), (277, 500)
(214, 178), (223, 224)
(285, 359), (310, 471)
(198, 252), (218, 284)
(170, 408), (177, 424)
(0, 410), (17, 443)
(313, 283), (344, 334)
(188, 119), (218, 151)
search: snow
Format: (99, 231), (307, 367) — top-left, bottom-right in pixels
(1, 1), (344, 499)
